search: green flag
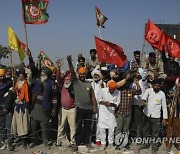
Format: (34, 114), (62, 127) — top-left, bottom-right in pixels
(95, 6), (108, 28)
(22, 0), (49, 24)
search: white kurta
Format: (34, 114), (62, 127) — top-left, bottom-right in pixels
(98, 88), (120, 129)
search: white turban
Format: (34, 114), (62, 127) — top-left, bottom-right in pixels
(91, 69), (102, 78)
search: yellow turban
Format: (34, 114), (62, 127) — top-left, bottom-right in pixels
(107, 80), (117, 90)
(0, 69), (6, 76)
(78, 67), (87, 74)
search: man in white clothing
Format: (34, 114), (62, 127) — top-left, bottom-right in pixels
(138, 78), (168, 154)
(97, 80), (120, 150)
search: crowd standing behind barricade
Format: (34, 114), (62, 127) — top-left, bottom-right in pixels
(0, 48), (179, 154)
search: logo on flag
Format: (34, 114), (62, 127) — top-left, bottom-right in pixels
(28, 4), (42, 19)
(147, 30), (160, 43)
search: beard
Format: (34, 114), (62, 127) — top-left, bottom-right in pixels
(93, 76), (100, 82)
(113, 76), (120, 82)
(64, 82), (71, 88)
(40, 75), (48, 84)
(17, 80), (25, 89)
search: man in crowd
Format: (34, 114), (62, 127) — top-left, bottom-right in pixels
(67, 55), (97, 151)
(86, 49), (99, 79)
(144, 52), (167, 80)
(97, 80), (120, 151)
(30, 67), (58, 149)
(130, 50), (141, 72)
(0, 68), (15, 151)
(139, 78), (168, 154)
(56, 59), (75, 146)
(115, 75), (141, 150)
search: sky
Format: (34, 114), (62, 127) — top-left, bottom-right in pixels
(0, 0), (179, 69)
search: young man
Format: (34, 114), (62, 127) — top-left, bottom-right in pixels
(138, 79), (168, 154)
(130, 50), (141, 72)
(86, 49), (99, 79)
(67, 55), (97, 151)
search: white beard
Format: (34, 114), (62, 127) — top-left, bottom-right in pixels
(64, 82), (71, 88)
(40, 75), (48, 84)
(17, 80), (25, 89)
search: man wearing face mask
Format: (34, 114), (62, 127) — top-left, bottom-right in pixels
(138, 79), (168, 154)
(30, 67), (58, 149)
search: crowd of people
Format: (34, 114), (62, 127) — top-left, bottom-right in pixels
(0, 48), (179, 154)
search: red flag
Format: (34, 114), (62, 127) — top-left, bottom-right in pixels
(145, 19), (163, 50)
(95, 36), (127, 67)
(19, 41), (26, 51)
(160, 33), (180, 58)
(95, 6), (108, 28)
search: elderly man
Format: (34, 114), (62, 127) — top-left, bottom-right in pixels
(67, 55), (97, 151)
(30, 67), (58, 149)
(97, 80), (120, 151)
(56, 59), (76, 146)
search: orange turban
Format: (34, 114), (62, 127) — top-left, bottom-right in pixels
(0, 69), (6, 76)
(107, 80), (117, 90)
(78, 67), (87, 74)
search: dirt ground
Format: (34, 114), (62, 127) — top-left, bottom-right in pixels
(0, 142), (178, 154)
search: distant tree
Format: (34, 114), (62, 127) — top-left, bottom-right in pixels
(0, 45), (10, 59)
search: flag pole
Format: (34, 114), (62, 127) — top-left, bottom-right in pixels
(141, 38), (145, 66)
(98, 27), (102, 39)
(9, 48), (15, 87)
(23, 23), (29, 50)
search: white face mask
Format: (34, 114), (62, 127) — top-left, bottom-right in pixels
(40, 75), (48, 84)
(64, 82), (71, 88)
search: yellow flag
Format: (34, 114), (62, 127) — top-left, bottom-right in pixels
(7, 26), (25, 62)
(8, 26), (19, 51)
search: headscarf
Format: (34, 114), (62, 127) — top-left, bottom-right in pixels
(107, 80), (117, 90)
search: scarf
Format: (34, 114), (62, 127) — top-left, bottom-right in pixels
(33, 78), (52, 110)
(15, 80), (29, 103)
